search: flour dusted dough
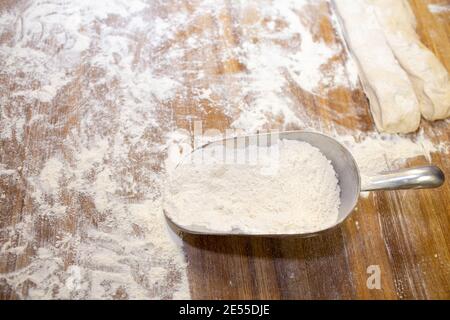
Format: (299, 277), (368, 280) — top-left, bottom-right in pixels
(333, 0), (421, 133)
(369, 0), (450, 121)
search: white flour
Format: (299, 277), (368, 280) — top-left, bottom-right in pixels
(0, 0), (190, 299)
(338, 130), (445, 181)
(428, 3), (450, 14)
(338, 129), (448, 197)
(164, 140), (341, 234)
(228, 0), (359, 131)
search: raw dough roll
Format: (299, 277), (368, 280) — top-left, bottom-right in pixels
(333, 0), (421, 133)
(369, 0), (450, 121)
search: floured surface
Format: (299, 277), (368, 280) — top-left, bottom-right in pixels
(338, 130), (448, 196)
(428, 3), (450, 14)
(0, 0), (193, 299)
(1, 0), (450, 299)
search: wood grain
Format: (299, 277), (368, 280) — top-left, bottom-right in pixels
(0, 0), (449, 300)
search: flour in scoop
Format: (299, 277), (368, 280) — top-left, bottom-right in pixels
(164, 140), (341, 234)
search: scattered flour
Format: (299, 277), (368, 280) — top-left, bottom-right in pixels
(337, 130), (448, 196)
(0, 0), (190, 299)
(228, 0), (359, 130)
(164, 140), (341, 234)
(229, 0), (359, 130)
(428, 3), (450, 14)
(338, 131), (442, 179)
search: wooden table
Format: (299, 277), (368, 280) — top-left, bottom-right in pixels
(0, 0), (449, 299)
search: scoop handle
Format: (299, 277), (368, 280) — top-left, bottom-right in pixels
(361, 165), (445, 192)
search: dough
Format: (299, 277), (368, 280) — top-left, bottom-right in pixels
(369, 0), (450, 121)
(333, 0), (421, 133)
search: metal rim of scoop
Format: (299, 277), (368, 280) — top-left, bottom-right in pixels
(163, 130), (445, 237)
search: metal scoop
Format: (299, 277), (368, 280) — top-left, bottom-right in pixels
(164, 131), (445, 237)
